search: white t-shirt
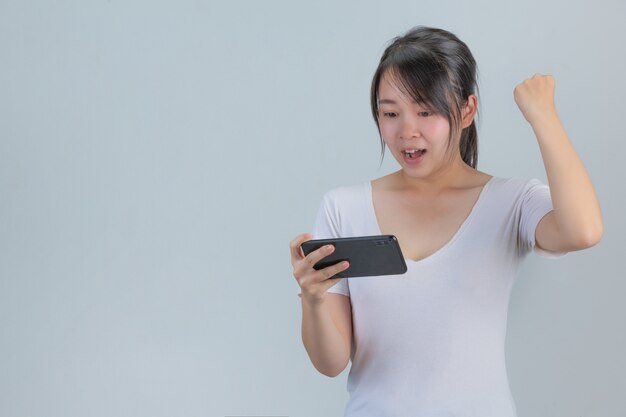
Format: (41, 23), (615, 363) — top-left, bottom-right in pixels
(309, 176), (567, 417)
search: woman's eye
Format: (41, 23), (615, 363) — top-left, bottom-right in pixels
(418, 111), (432, 117)
(383, 112), (398, 118)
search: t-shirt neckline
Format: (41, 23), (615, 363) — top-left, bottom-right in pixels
(366, 176), (495, 265)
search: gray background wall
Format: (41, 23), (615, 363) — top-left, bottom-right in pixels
(1, 1), (624, 416)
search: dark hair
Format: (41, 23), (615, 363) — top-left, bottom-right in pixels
(370, 26), (481, 168)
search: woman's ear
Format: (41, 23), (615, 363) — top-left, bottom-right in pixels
(461, 95), (478, 128)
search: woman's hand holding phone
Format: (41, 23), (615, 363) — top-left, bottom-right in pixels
(290, 233), (350, 306)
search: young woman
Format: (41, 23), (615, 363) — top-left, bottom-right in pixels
(289, 26), (602, 416)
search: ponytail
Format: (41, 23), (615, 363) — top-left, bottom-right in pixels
(460, 120), (478, 168)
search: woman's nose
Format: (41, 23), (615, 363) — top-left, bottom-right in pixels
(399, 115), (421, 139)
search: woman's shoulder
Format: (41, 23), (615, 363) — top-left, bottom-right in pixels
(320, 181), (370, 204)
(488, 175), (547, 189)
(484, 175), (550, 205)
(448, 169), (542, 189)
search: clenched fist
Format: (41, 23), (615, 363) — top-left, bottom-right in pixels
(513, 73), (558, 126)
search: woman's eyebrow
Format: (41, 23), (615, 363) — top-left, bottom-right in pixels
(378, 98), (426, 107)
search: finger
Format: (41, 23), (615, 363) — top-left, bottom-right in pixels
(318, 260), (350, 282)
(293, 244), (339, 281)
(290, 233), (314, 262)
(303, 242), (337, 270)
(297, 261), (349, 298)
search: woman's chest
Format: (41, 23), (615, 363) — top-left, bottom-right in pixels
(371, 187), (484, 262)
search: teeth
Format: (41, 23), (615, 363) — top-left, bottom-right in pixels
(404, 149), (422, 154)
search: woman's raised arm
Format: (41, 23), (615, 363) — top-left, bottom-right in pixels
(513, 74), (603, 252)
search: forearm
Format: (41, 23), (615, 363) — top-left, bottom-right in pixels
(301, 299), (350, 377)
(531, 114), (603, 242)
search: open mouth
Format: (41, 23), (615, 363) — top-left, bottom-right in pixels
(403, 149), (426, 159)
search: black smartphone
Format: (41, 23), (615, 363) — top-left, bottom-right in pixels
(300, 235), (407, 278)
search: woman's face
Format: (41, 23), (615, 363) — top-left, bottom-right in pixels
(376, 73), (456, 178)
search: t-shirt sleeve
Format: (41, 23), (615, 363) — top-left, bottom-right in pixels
(297, 192), (350, 298)
(518, 178), (568, 259)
